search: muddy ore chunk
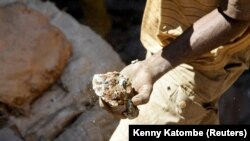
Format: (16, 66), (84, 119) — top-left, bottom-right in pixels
(92, 71), (139, 119)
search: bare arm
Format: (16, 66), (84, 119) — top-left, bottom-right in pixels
(146, 7), (250, 82)
(101, 0), (250, 115)
(127, 0), (250, 106)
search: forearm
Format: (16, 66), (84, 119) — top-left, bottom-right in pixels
(144, 8), (249, 81)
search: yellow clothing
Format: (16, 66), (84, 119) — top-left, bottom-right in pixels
(110, 0), (250, 140)
(140, 0), (250, 101)
(80, 0), (111, 37)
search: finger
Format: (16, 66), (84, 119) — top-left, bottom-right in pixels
(132, 84), (153, 106)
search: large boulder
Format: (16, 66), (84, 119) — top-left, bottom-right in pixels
(0, 0), (125, 141)
(0, 3), (72, 108)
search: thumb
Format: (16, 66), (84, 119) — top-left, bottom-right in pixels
(132, 85), (152, 106)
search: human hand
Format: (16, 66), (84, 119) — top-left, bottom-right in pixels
(93, 70), (140, 119)
(97, 60), (154, 119)
(120, 60), (153, 106)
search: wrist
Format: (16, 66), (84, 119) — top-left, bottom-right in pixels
(143, 51), (173, 82)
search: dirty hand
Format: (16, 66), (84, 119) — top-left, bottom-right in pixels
(98, 60), (154, 119)
(120, 60), (154, 106)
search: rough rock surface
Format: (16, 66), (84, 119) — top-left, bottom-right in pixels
(92, 71), (139, 119)
(0, 2), (72, 108)
(0, 0), (124, 141)
(54, 106), (119, 141)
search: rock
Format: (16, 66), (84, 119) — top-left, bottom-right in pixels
(0, 0), (124, 141)
(92, 71), (139, 119)
(0, 3), (72, 108)
(0, 128), (23, 141)
(54, 106), (118, 141)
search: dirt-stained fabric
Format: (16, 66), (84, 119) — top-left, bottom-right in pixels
(110, 0), (250, 140)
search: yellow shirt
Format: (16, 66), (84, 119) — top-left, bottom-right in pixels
(140, 0), (250, 101)
(141, 0), (250, 69)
